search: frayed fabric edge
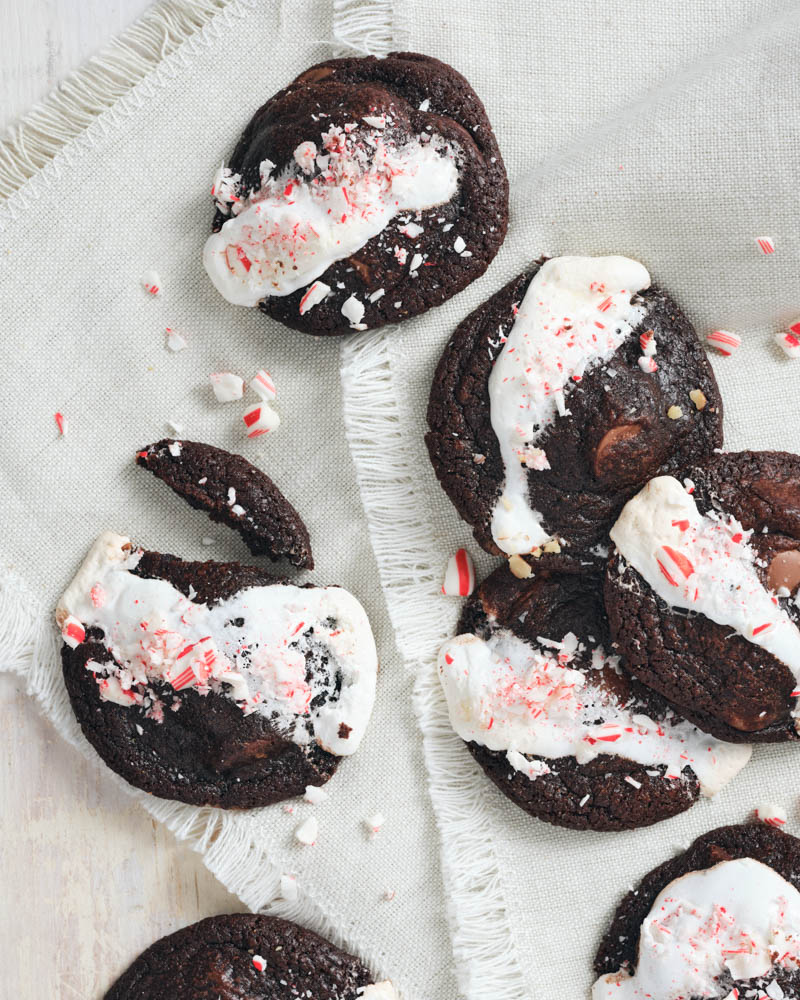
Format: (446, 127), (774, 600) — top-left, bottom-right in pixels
(340, 328), (530, 1000)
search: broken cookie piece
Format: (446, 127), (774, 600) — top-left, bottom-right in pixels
(136, 439), (313, 569)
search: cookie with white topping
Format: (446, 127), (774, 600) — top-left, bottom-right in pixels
(437, 555), (749, 832)
(605, 450), (800, 743)
(105, 913), (397, 999)
(593, 822), (800, 999)
(203, 52), (508, 335)
(136, 439), (313, 569)
(57, 533), (378, 808)
(426, 255), (722, 558)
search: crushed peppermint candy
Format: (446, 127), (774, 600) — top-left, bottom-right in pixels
(54, 411), (68, 436)
(295, 816), (318, 845)
(210, 372), (244, 402)
(252, 955), (266, 973)
(167, 441), (182, 458)
(775, 328), (800, 359)
(299, 281), (331, 316)
(453, 236), (466, 254)
(341, 294), (367, 330)
(304, 784), (328, 805)
(365, 813), (385, 836)
(140, 270), (162, 295)
(441, 548), (476, 597)
(756, 236), (775, 255)
(250, 369), (277, 401)
(369, 288), (385, 303)
(706, 329), (740, 355)
(399, 222), (424, 238)
(165, 327), (187, 352)
(638, 356), (657, 373)
(755, 803), (787, 827)
(243, 401), (280, 438)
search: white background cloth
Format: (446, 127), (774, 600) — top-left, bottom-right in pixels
(2, 0), (800, 998)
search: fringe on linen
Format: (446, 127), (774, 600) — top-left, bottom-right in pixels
(340, 330), (530, 1000)
(0, 0), (247, 201)
(332, 0), (410, 58)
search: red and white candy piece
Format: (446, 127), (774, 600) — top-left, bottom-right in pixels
(365, 813), (385, 837)
(165, 327), (187, 352)
(140, 270), (162, 296)
(210, 372), (244, 402)
(54, 411), (68, 436)
(61, 615), (86, 649)
(299, 280), (331, 316)
(755, 802), (787, 827)
(639, 330), (656, 356)
(252, 955), (266, 973)
(250, 369), (277, 401)
(755, 236), (775, 255)
(243, 401), (280, 438)
(775, 328), (800, 359)
(706, 330), (741, 356)
(341, 294), (366, 330)
(637, 356), (657, 373)
(441, 548), (476, 597)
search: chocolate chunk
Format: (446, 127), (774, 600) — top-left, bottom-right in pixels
(137, 439), (313, 569)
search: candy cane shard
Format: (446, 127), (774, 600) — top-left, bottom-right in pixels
(209, 372), (244, 402)
(706, 329), (741, 355)
(243, 401), (280, 438)
(441, 548), (476, 596)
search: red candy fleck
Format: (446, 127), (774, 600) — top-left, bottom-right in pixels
(661, 545), (695, 580)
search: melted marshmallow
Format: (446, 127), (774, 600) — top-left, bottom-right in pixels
(489, 256), (651, 553)
(592, 858), (800, 998)
(56, 533), (378, 755)
(611, 476), (800, 711)
(437, 629), (749, 794)
(204, 124), (459, 307)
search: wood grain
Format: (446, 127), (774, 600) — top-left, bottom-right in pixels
(0, 3), (244, 997)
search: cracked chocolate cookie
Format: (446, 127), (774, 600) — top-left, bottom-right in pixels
(57, 533), (377, 808)
(203, 52), (508, 335)
(605, 450), (800, 744)
(137, 439), (313, 569)
(426, 255), (723, 557)
(105, 913), (397, 999)
(436, 556), (749, 832)
(593, 822), (800, 999)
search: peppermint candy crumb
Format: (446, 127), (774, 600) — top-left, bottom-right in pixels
(294, 816), (318, 845)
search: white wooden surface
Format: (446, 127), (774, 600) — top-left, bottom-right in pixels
(0, 3), (243, 997)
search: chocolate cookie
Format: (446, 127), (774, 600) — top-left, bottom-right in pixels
(57, 533), (378, 808)
(437, 556), (749, 832)
(137, 439), (313, 569)
(203, 52), (508, 335)
(426, 255), (722, 557)
(605, 450), (800, 744)
(593, 822), (800, 998)
(105, 913), (396, 999)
